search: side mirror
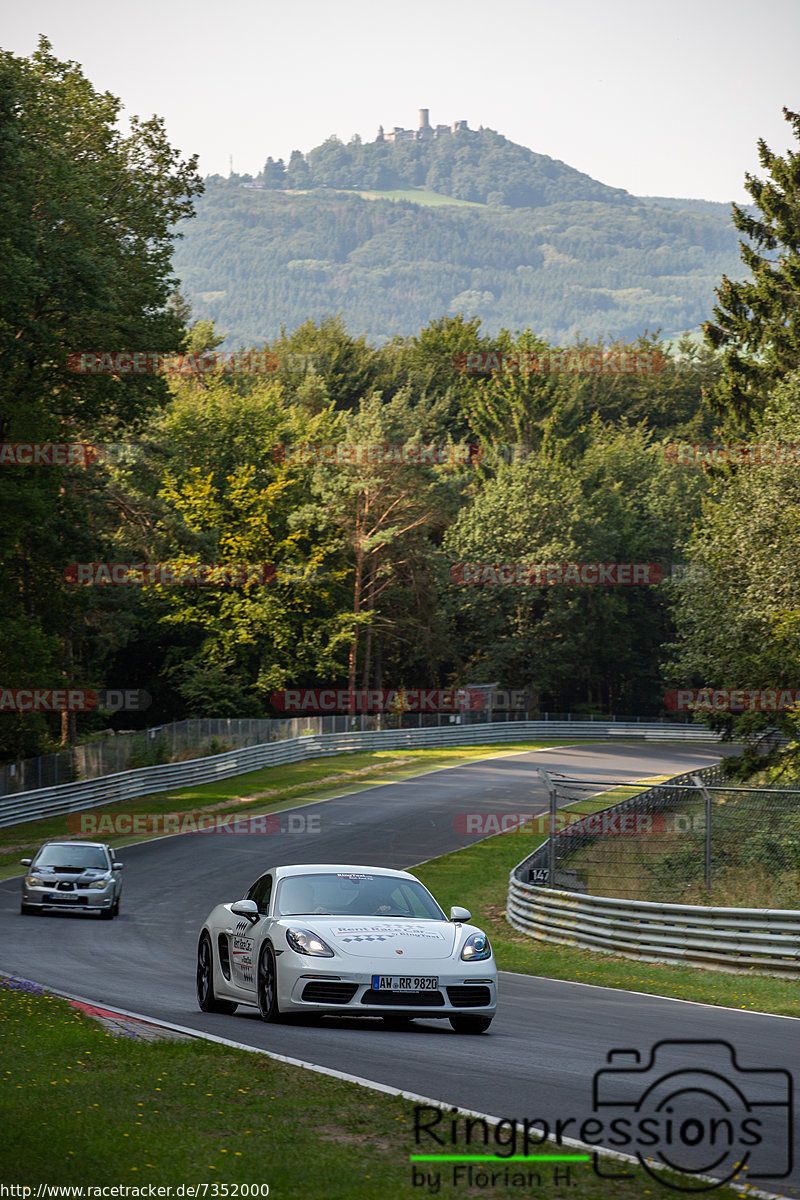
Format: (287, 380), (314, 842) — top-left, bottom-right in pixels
(112, 862), (124, 871)
(231, 899), (259, 922)
(20, 859), (31, 867)
(450, 905), (471, 923)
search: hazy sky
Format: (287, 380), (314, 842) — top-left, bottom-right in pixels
(4, 0), (798, 203)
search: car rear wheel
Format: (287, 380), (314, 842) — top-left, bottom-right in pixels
(197, 933), (237, 1014)
(257, 943), (282, 1022)
(449, 1015), (492, 1034)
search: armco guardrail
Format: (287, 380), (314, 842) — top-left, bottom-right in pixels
(506, 882), (800, 976)
(0, 720), (721, 830)
(0, 711), (706, 796)
(507, 763), (800, 976)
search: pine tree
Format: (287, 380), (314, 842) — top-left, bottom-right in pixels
(705, 107), (800, 427)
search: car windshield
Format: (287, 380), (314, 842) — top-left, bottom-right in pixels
(35, 845), (108, 870)
(276, 872), (446, 920)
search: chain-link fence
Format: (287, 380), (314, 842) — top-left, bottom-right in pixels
(527, 767), (800, 910)
(0, 716), (357, 795)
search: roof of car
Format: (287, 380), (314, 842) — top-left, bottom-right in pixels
(271, 864), (415, 880)
(37, 841), (110, 850)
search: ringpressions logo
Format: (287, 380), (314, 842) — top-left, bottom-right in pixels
(409, 1039), (793, 1193)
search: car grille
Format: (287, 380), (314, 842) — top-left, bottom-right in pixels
(446, 986), (493, 1008)
(361, 989), (445, 1007)
(301, 982), (359, 1004)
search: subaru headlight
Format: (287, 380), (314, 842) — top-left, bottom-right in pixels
(286, 928), (334, 957)
(88, 877), (110, 890)
(461, 932), (491, 961)
(26, 874), (45, 888)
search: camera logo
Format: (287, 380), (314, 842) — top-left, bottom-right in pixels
(592, 1039), (792, 1191)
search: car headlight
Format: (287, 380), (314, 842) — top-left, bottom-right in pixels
(286, 928), (334, 957)
(461, 932), (492, 961)
(25, 874), (45, 887)
(88, 878), (110, 890)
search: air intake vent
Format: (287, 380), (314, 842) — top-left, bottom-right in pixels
(301, 982), (358, 1004)
(446, 986), (492, 1008)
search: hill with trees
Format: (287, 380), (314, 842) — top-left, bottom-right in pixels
(172, 175), (743, 346)
(170, 124), (745, 347)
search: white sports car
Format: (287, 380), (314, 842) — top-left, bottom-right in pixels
(196, 863), (497, 1033)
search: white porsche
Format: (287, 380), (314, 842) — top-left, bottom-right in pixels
(196, 863), (497, 1033)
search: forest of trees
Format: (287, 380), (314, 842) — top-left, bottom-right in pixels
(3, 40), (800, 768)
(172, 180), (742, 347)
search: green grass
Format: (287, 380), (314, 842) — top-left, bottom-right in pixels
(0, 740), (591, 880)
(334, 186), (486, 207)
(413, 799), (800, 1017)
(0, 980), (758, 1198)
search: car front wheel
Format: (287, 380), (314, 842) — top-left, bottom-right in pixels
(257, 942), (282, 1022)
(449, 1015), (492, 1034)
(197, 933), (237, 1014)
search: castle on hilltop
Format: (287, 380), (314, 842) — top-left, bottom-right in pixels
(377, 109), (469, 144)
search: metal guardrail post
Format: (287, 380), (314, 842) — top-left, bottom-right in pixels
(691, 773), (713, 891)
(537, 768), (557, 886)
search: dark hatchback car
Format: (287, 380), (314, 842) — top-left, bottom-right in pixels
(20, 841), (124, 918)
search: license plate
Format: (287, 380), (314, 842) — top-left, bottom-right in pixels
(50, 892), (77, 901)
(372, 975), (438, 991)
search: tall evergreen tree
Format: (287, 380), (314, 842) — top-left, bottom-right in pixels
(705, 107), (800, 427)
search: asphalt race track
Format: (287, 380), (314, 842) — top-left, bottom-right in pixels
(1, 742), (797, 1196)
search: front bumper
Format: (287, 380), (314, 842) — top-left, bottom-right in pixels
(21, 882), (116, 913)
(278, 956), (497, 1017)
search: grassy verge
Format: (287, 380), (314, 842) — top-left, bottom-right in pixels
(0, 740), (589, 880)
(0, 979), (756, 1198)
(412, 799), (800, 1018)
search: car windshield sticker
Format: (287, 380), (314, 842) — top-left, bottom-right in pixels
(330, 924), (445, 940)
